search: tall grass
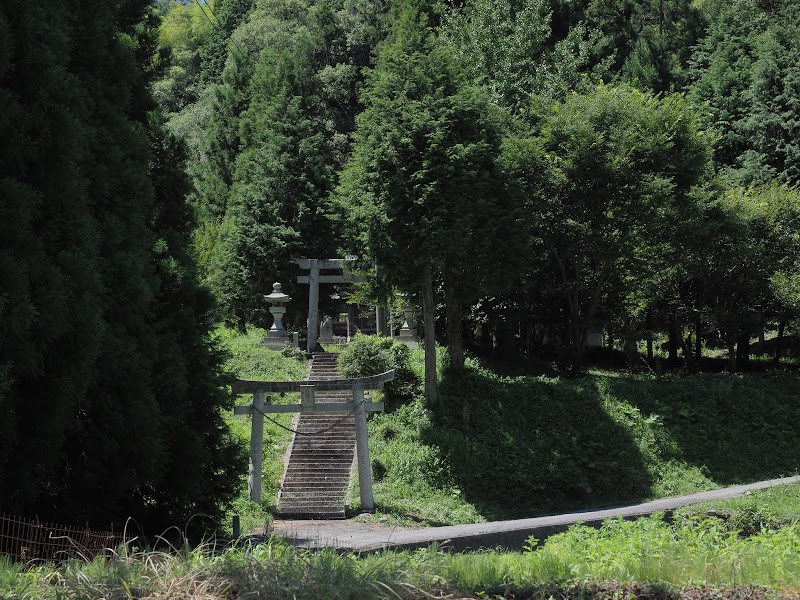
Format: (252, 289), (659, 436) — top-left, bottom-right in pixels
(445, 515), (800, 593)
(5, 515), (800, 598)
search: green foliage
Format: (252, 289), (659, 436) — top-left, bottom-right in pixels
(152, 0), (215, 113)
(186, 0), (395, 327)
(0, 0), (244, 534)
(199, 0), (255, 85)
(505, 83), (710, 369)
(676, 483), (800, 536)
(338, 334), (420, 409)
(336, 3), (515, 293)
(8, 512), (800, 597)
(442, 0), (552, 108)
(690, 0), (800, 186)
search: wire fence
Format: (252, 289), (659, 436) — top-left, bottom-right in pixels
(0, 513), (126, 563)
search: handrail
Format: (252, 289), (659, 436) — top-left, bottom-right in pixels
(231, 369), (395, 395)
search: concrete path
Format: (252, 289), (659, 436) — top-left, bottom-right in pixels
(271, 475), (800, 552)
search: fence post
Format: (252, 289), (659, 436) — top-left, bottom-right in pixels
(249, 391), (266, 503)
(353, 384), (375, 512)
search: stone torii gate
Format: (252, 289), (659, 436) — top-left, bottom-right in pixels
(295, 257), (386, 352)
(232, 370), (395, 512)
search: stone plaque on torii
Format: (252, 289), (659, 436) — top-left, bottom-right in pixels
(294, 257), (369, 352)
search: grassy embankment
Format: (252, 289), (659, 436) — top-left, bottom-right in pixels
(357, 348), (800, 525)
(216, 326), (307, 533)
(218, 328), (800, 528)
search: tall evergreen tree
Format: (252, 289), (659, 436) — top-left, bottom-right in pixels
(690, 0), (800, 185)
(335, 1), (520, 402)
(0, 0), (243, 532)
(199, 0), (255, 84)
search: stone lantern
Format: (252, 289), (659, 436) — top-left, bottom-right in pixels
(262, 282), (293, 348)
(397, 297), (418, 347)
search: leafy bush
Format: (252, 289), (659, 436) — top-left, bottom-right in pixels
(338, 334), (420, 410)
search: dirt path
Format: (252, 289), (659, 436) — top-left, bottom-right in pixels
(269, 475), (800, 552)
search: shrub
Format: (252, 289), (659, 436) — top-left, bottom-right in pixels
(338, 334), (420, 409)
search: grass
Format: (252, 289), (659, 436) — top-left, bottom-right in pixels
(675, 483), (800, 536)
(5, 334), (800, 598)
(5, 507), (800, 598)
(358, 351), (800, 526)
(215, 326), (308, 534)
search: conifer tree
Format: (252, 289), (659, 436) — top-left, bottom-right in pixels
(336, 1), (518, 402)
(0, 0), (243, 532)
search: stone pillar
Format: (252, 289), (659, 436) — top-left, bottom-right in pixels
(353, 385), (375, 512)
(376, 304), (387, 336)
(319, 316), (334, 345)
(262, 282), (291, 348)
(249, 392), (265, 503)
(306, 261), (320, 352)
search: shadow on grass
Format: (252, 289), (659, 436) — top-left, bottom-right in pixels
(607, 373), (800, 486)
(424, 361), (653, 521)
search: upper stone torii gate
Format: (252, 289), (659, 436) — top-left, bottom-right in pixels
(295, 257), (381, 352)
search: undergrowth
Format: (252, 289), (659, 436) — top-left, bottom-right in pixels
(5, 514), (800, 598)
(361, 352), (800, 525)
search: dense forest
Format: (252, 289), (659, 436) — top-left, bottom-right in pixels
(155, 0), (800, 377)
(1, 0), (799, 530)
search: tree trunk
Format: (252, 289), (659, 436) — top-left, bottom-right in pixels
(727, 334), (737, 372)
(421, 266), (437, 407)
(694, 313), (702, 364)
(568, 311), (585, 374)
(681, 332), (696, 374)
(775, 320), (786, 366)
(737, 334), (750, 371)
(444, 273), (464, 377)
(646, 309), (654, 361)
(667, 310), (679, 365)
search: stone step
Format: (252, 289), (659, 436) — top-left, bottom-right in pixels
(291, 445), (354, 452)
(292, 437), (353, 443)
(282, 478), (349, 487)
(276, 511), (345, 520)
(281, 481), (347, 489)
(281, 488), (347, 495)
(291, 441), (353, 447)
(289, 448), (354, 454)
(277, 352), (355, 519)
(282, 477), (349, 485)
(279, 491), (345, 500)
(279, 504), (346, 512)
(282, 480), (348, 488)
(284, 469), (350, 477)
(283, 469), (350, 476)
(279, 502), (346, 511)
(288, 454), (353, 460)
(278, 502), (345, 510)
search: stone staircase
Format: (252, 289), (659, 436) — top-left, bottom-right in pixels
(277, 353), (355, 519)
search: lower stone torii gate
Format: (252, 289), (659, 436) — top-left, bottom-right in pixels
(232, 369), (395, 512)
